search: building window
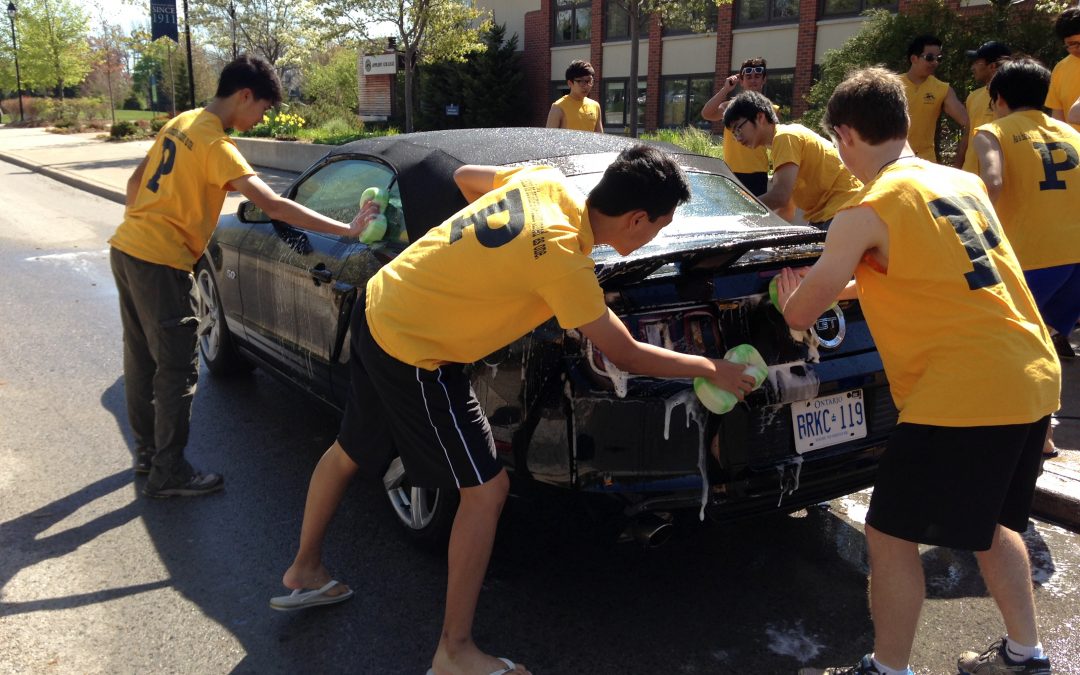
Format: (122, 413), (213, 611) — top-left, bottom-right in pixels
(663, 5), (719, 35)
(551, 82), (571, 101)
(555, 0), (591, 44)
(735, 0), (798, 27)
(764, 68), (795, 116)
(602, 78), (647, 129)
(660, 74), (714, 128)
(822, 0), (896, 17)
(605, 1), (649, 41)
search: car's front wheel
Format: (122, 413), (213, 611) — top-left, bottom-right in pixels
(194, 262), (251, 375)
(383, 456), (457, 548)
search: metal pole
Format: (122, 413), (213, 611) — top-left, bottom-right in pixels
(7, 5), (24, 122)
(181, 0), (195, 109)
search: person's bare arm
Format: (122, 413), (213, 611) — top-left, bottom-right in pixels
(1068, 96), (1080, 124)
(973, 130), (1004, 204)
(701, 75), (740, 122)
(577, 308), (756, 396)
(453, 165), (502, 203)
(594, 111), (604, 133)
(545, 105), (564, 129)
(955, 126), (970, 169)
(1050, 108), (1065, 122)
(760, 163), (798, 218)
(943, 87), (969, 128)
(231, 174), (374, 237)
(126, 156), (149, 207)
(776, 205), (887, 330)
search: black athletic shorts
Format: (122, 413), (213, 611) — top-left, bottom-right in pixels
(337, 294), (503, 490)
(866, 416), (1050, 551)
(734, 171), (768, 197)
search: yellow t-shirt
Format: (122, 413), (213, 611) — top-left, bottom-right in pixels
(109, 109), (254, 271)
(366, 166), (608, 370)
(1046, 55), (1080, 133)
(961, 86), (993, 174)
(770, 124), (862, 223)
(975, 110), (1080, 270)
(554, 95), (601, 132)
(903, 74), (950, 162)
(844, 159), (1059, 426)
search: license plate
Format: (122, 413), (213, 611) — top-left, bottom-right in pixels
(791, 389), (867, 454)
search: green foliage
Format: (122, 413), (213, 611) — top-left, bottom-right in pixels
(641, 126), (724, 159)
(122, 94), (143, 111)
(5, 0), (93, 97)
(242, 109), (307, 139)
(303, 48), (360, 124)
(110, 120), (138, 138)
(297, 122), (399, 145)
(416, 23), (527, 130)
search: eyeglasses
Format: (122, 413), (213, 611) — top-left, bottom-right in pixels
(573, 77), (594, 86)
(732, 119), (752, 139)
(1066, 40), (1080, 50)
(919, 53), (944, 62)
(742, 66), (765, 75)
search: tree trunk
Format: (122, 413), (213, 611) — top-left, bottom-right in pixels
(627, 1), (640, 138)
(404, 48), (417, 133)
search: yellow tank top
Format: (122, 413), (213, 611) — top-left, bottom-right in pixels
(366, 166), (607, 369)
(961, 86), (993, 173)
(769, 124), (861, 223)
(554, 95), (601, 132)
(975, 110), (1080, 270)
(1046, 55), (1080, 133)
(109, 109), (254, 271)
(846, 159), (1060, 426)
(903, 74), (949, 162)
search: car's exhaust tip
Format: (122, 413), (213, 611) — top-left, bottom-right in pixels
(617, 514), (675, 548)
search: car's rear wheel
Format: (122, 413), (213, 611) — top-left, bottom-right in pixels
(194, 262), (251, 375)
(383, 456), (457, 548)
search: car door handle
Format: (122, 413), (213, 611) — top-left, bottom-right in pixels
(309, 265), (333, 283)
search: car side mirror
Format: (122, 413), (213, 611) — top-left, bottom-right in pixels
(237, 200), (270, 224)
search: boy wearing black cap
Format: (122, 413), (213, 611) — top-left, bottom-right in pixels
(958, 40), (1012, 172)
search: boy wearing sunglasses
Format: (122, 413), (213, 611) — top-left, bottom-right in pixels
(1047, 7), (1080, 132)
(701, 57), (776, 196)
(902, 35), (968, 163)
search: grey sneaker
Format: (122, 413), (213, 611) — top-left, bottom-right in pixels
(799, 654), (883, 675)
(957, 639), (1051, 674)
(143, 472), (224, 498)
(133, 447), (155, 475)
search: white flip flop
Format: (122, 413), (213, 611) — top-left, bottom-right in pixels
(425, 657), (519, 675)
(269, 579), (354, 611)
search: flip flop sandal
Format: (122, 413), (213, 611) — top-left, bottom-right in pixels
(269, 579), (354, 611)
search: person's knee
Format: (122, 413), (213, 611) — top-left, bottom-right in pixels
(460, 470), (509, 509)
(326, 441), (360, 475)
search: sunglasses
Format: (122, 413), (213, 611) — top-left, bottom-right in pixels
(742, 66), (765, 75)
(919, 53), (944, 62)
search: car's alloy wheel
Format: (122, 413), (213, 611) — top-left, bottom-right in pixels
(194, 263), (250, 375)
(383, 456), (456, 547)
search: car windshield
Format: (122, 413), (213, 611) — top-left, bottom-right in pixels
(568, 171), (770, 235)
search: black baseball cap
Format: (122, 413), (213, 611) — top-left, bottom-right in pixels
(966, 41), (1012, 62)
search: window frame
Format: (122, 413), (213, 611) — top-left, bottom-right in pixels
(287, 157), (404, 239)
(554, 0), (593, 45)
(734, 0), (800, 28)
(659, 73), (715, 129)
(604, 0), (649, 42)
(600, 77), (647, 130)
(662, 4), (719, 36)
(819, 0), (898, 19)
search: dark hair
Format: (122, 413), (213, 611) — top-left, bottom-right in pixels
(1054, 7), (1080, 41)
(988, 58), (1050, 110)
(588, 145), (691, 220)
(722, 91), (778, 128)
(823, 67), (909, 144)
(565, 60), (595, 82)
(215, 54), (283, 105)
(907, 34), (942, 58)
(740, 57), (768, 78)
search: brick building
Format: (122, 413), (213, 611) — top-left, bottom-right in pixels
(482, 0), (999, 132)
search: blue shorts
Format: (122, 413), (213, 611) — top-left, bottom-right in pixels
(1024, 263), (1080, 335)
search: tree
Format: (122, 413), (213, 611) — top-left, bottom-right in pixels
(303, 46), (360, 120)
(192, 0), (320, 70)
(13, 0), (93, 102)
(314, 0), (490, 132)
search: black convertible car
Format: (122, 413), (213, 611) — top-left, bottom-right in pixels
(195, 129), (895, 545)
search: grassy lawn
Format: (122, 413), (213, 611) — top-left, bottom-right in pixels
(112, 110), (159, 121)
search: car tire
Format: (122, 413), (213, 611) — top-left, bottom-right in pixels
(383, 455), (458, 549)
(194, 262), (252, 375)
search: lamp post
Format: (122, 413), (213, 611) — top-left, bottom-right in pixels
(6, 1), (24, 122)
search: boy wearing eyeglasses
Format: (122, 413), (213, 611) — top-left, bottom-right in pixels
(1047, 8), (1080, 132)
(546, 60), (603, 132)
(902, 35), (968, 163)
(701, 57), (775, 196)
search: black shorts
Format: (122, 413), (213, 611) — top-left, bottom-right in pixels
(866, 416), (1050, 551)
(337, 297), (503, 490)
(734, 171), (768, 197)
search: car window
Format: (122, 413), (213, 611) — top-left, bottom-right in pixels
(291, 159), (405, 239)
(568, 171), (769, 226)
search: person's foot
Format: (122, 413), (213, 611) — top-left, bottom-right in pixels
(143, 471), (224, 498)
(957, 638), (1051, 674)
(133, 447), (155, 475)
(281, 561), (351, 598)
(1051, 332), (1075, 361)
(799, 654), (884, 675)
(430, 640), (530, 675)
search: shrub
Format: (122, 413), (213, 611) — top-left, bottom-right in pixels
(150, 117), (169, 133)
(641, 126), (724, 160)
(122, 95), (143, 111)
(110, 120), (139, 138)
(242, 109), (307, 139)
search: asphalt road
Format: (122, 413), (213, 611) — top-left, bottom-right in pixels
(2, 159), (1079, 675)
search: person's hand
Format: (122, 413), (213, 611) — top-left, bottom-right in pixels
(723, 74), (740, 92)
(345, 199), (383, 237)
(705, 358), (757, 400)
(775, 266), (808, 313)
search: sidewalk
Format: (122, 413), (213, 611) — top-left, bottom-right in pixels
(1, 125), (1078, 531)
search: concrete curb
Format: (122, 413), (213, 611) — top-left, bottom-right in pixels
(0, 149), (126, 205)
